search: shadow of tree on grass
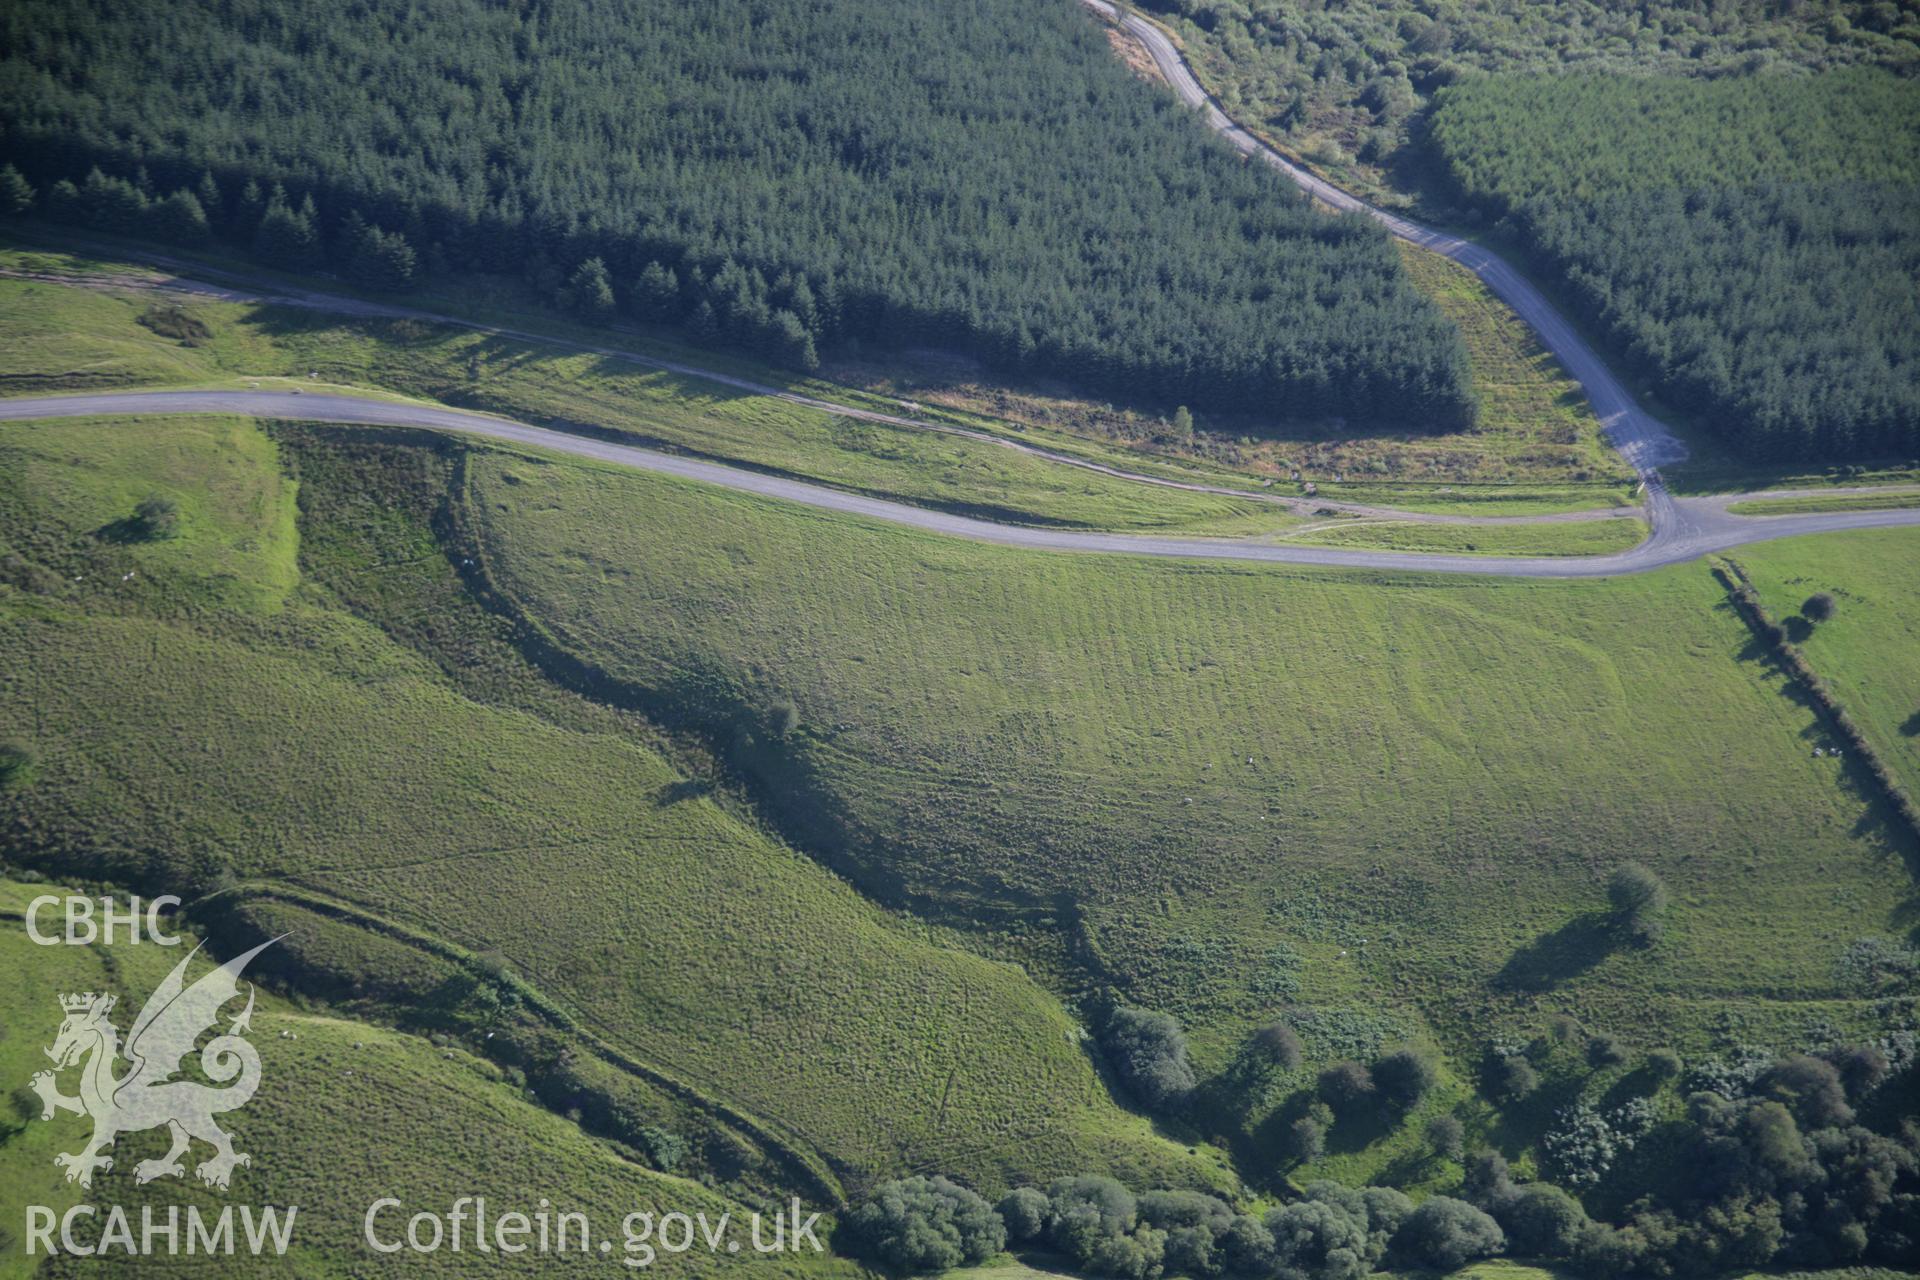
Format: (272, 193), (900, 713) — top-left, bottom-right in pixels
(1495, 912), (1615, 992)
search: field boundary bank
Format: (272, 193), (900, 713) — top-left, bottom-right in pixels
(193, 877), (850, 1205)
(1713, 560), (1920, 852)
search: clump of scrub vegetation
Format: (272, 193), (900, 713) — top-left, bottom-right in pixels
(0, 0), (1476, 426)
(840, 1176), (1006, 1273)
(1606, 862), (1669, 947)
(0, 737), (36, 789)
(134, 303), (211, 345)
(127, 494), (181, 541)
(1102, 1006), (1197, 1113)
(1428, 70), (1920, 463)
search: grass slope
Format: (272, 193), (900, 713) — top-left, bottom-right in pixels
(0, 261), (1290, 536)
(1727, 491), (1920, 516)
(1736, 529), (1920, 801)
(0, 892), (864, 1279)
(459, 444), (1917, 1177)
(1281, 516), (1646, 558)
(0, 415), (1221, 1198)
(2, 241), (1643, 525)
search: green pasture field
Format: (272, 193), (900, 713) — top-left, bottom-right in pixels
(0, 256), (1289, 536)
(1280, 517), (1646, 558)
(1737, 529), (1920, 799)
(0, 895), (866, 1279)
(458, 440), (1917, 1181)
(0, 241), (1640, 525)
(0, 415), (1224, 1201)
(1727, 491), (1920, 516)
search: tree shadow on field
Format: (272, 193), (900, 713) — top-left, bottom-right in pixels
(1900, 710), (1920, 737)
(1494, 912), (1615, 992)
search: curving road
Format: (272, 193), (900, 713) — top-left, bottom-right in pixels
(1082, 0), (1689, 495)
(5, 390), (1916, 579)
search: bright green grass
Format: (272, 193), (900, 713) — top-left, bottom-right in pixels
(0, 898), (863, 1279)
(1, 243), (1642, 524)
(1282, 516), (1646, 557)
(1727, 491), (1920, 516)
(0, 256), (1301, 536)
(1735, 528), (1920, 799)
(0, 416), (1222, 1199)
(462, 444), (1916, 1155)
(0, 414), (298, 613)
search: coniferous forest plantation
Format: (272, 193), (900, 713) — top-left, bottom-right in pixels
(1428, 70), (1920, 463)
(0, 0), (1477, 427)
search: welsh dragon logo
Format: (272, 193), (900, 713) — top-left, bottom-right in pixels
(29, 938), (279, 1191)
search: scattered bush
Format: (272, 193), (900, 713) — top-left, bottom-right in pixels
(1542, 1098), (1658, 1189)
(1138, 1190), (1232, 1233)
(1489, 1053), (1539, 1102)
(0, 738), (37, 790)
(1265, 1199), (1368, 1280)
(1500, 1183), (1588, 1259)
(1646, 1048), (1684, 1082)
(1045, 1177), (1165, 1280)
(135, 305), (212, 345)
(1757, 1054), (1853, 1128)
(842, 1176), (1005, 1274)
(1317, 1059), (1376, 1112)
(1837, 936), (1920, 995)
(1425, 1114), (1465, 1160)
(1103, 1007), (1196, 1112)
(1824, 1044), (1890, 1098)
(1803, 591), (1837, 621)
(1253, 1023), (1303, 1071)
(998, 1187), (1050, 1243)
(635, 1125), (684, 1171)
(1371, 1048), (1436, 1107)
(1288, 1113), (1328, 1162)
(1586, 1034), (1627, 1069)
(1390, 1197), (1504, 1271)
(1606, 862), (1669, 945)
(130, 495), (180, 540)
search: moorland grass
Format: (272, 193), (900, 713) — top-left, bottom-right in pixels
(1, 244), (1638, 524)
(1726, 491), (1920, 517)
(0, 264), (1287, 536)
(1737, 530), (1920, 799)
(458, 442), (1917, 1182)
(0, 896), (864, 1279)
(0, 416), (1223, 1199)
(1281, 516), (1646, 557)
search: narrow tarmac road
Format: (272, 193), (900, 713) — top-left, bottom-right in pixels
(5, 391), (1915, 579)
(1084, 0), (1690, 491)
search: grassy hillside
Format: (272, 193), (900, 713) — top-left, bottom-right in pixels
(0, 414), (1224, 1199)
(1727, 491), (1920, 517)
(1737, 530), (1920, 800)
(0, 260), (1293, 536)
(0, 248), (1643, 543)
(0, 887), (865, 1279)
(458, 445), (1917, 1123)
